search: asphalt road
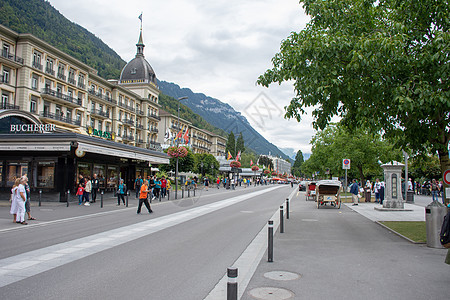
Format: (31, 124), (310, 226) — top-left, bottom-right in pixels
(0, 184), (292, 300)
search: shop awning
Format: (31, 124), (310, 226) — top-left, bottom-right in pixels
(0, 142), (71, 151)
(76, 142), (169, 164)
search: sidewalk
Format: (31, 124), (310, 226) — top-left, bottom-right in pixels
(241, 193), (449, 300)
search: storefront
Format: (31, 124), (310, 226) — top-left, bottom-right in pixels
(0, 110), (169, 201)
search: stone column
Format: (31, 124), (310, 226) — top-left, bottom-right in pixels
(381, 161), (405, 209)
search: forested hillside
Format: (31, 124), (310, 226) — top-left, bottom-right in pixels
(0, 0), (126, 79)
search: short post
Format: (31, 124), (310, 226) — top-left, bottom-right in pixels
(66, 190), (70, 207)
(168, 189), (170, 201)
(182, 186), (184, 198)
(286, 198), (290, 219)
(227, 267), (238, 300)
(126, 190), (129, 207)
(159, 190), (161, 202)
(280, 205), (284, 233)
(101, 190), (104, 208)
(188, 187), (190, 198)
(194, 187), (196, 197)
(268, 220), (274, 262)
(39, 189), (42, 207)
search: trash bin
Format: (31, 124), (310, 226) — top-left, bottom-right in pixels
(364, 189), (371, 202)
(406, 190), (414, 203)
(425, 201), (447, 248)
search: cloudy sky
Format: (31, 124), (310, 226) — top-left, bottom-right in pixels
(48, 0), (315, 157)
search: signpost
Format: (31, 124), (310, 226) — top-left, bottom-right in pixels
(343, 159), (350, 201)
(443, 169), (450, 203)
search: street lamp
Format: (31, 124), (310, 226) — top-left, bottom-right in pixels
(211, 163), (214, 177)
(200, 161), (204, 177)
(175, 96), (188, 199)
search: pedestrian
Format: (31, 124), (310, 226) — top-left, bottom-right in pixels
(117, 179), (126, 205)
(149, 176), (156, 201)
(83, 176), (91, 206)
(380, 180), (385, 204)
(76, 183), (84, 205)
(23, 176), (36, 220)
(204, 176), (209, 191)
(15, 177), (28, 225)
(154, 177), (161, 199)
(91, 173), (99, 203)
(216, 177), (220, 189)
(134, 175), (143, 198)
(161, 176), (167, 198)
(10, 178), (20, 223)
(431, 179), (439, 201)
(137, 180), (153, 214)
(350, 179), (359, 206)
(373, 178), (381, 203)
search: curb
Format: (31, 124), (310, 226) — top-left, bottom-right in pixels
(375, 221), (426, 244)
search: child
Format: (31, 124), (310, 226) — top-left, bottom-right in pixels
(76, 183), (84, 205)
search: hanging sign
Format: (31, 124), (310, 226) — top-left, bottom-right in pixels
(342, 159), (351, 170)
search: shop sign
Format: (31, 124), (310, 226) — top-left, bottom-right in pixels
(148, 143), (163, 152)
(10, 123), (56, 133)
(87, 126), (115, 141)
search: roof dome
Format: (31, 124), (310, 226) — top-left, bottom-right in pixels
(119, 30), (157, 85)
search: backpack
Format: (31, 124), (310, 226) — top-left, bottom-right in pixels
(440, 210), (450, 248)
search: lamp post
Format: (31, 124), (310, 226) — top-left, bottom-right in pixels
(200, 161), (204, 177)
(211, 163), (214, 177)
(175, 96), (188, 199)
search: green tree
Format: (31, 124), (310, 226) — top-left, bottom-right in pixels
(258, 155), (274, 171)
(258, 0), (450, 202)
(159, 148), (195, 173)
(193, 153), (220, 176)
(410, 154), (441, 182)
(236, 133), (245, 155)
(226, 132), (236, 158)
(240, 151), (258, 168)
(292, 150), (304, 177)
(301, 123), (401, 183)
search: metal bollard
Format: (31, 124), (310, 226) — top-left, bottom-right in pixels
(182, 187), (184, 198)
(66, 190), (70, 207)
(101, 190), (104, 208)
(286, 198), (290, 219)
(168, 189), (170, 201)
(227, 267), (238, 300)
(280, 205), (284, 233)
(126, 191), (129, 207)
(39, 190), (42, 207)
(194, 188), (196, 197)
(268, 220), (274, 262)
(188, 187), (190, 198)
(159, 191), (162, 202)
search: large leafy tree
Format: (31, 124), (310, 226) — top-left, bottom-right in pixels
(193, 153), (220, 176)
(292, 150), (305, 177)
(258, 0), (450, 201)
(300, 123), (401, 183)
(236, 133), (245, 155)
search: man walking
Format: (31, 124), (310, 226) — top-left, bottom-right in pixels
(91, 174), (99, 203)
(373, 178), (381, 203)
(137, 180), (153, 214)
(134, 175), (143, 199)
(350, 179), (359, 206)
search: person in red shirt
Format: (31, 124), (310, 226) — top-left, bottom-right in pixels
(76, 183), (84, 205)
(160, 176), (167, 198)
(137, 180), (153, 214)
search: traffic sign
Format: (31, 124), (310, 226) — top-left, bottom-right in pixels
(443, 169), (450, 185)
(342, 159), (351, 170)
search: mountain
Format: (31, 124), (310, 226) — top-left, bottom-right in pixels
(158, 81), (290, 160)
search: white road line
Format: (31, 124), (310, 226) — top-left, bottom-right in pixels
(205, 187), (297, 299)
(0, 186), (282, 288)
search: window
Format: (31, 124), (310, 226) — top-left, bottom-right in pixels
(99, 104), (103, 112)
(98, 88), (103, 95)
(31, 75), (38, 90)
(106, 91), (110, 99)
(45, 80), (51, 90)
(66, 109), (72, 120)
(98, 120), (102, 131)
(67, 89), (73, 98)
(119, 111), (122, 121)
(33, 52), (42, 69)
(91, 101), (95, 112)
(118, 125), (122, 136)
(68, 69), (76, 84)
(2, 68), (10, 83)
(90, 84), (95, 92)
(90, 118), (95, 128)
(30, 97), (37, 113)
(1, 93), (9, 107)
(106, 123), (110, 132)
(37, 161), (55, 188)
(3, 43), (10, 56)
(55, 106), (62, 119)
(46, 58), (53, 72)
(56, 84), (62, 96)
(76, 112), (81, 121)
(43, 101), (50, 115)
(6, 161), (28, 187)
(78, 74), (85, 84)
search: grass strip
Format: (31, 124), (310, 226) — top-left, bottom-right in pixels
(380, 221), (426, 243)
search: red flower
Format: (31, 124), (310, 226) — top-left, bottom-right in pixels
(167, 146), (188, 158)
(230, 160), (241, 168)
(251, 166), (260, 171)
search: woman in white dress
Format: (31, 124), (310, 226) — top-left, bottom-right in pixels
(15, 177), (28, 225)
(9, 178), (20, 223)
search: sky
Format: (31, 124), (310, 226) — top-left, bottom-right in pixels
(48, 0), (315, 157)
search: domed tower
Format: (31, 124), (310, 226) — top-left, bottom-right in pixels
(119, 26), (160, 150)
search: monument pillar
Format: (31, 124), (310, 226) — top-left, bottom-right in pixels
(381, 161), (405, 209)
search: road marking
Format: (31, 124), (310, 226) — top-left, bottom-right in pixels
(0, 186), (282, 288)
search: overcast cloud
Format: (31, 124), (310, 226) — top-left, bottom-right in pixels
(48, 0), (315, 156)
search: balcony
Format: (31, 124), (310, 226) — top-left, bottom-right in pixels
(1, 50), (23, 65)
(137, 138), (144, 144)
(68, 77), (76, 86)
(91, 109), (110, 118)
(1, 103), (20, 110)
(136, 124), (144, 130)
(45, 68), (55, 76)
(41, 87), (82, 107)
(149, 127), (158, 133)
(32, 61), (43, 70)
(88, 88), (117, 104)
(57, 72), (66, 81)
(137, 110), (144, 116)
(123, 119), (134, 126)
(122, 134), (135, 142)
(0, 75), (9, 84)
(40, 111), (81, 127)
(148, 113), (161, 120)
(118, 102), (135, 112)
(78, 82), (85, 89)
